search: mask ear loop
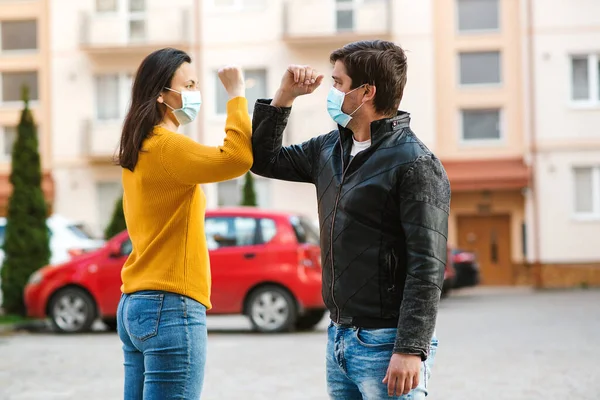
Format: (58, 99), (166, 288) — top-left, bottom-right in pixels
(348, 84), (369, 116)
(161, 87), (180, 111)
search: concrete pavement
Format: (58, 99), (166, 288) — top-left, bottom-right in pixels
(0, 288), (598, 399)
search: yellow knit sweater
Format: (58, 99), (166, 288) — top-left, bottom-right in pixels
(120, 97), (252, 309)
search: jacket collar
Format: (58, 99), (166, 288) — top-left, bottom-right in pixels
(338, 111), (411, 146)
(337, 111), (411, 168)
(370, 110), (411, 136)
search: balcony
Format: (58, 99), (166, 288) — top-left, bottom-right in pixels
(81, 119), (121, 162)
(79, 7), (192, 56)
(282, 0), (392, 46)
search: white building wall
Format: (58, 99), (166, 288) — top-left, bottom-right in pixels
(532, 0), (600, 262)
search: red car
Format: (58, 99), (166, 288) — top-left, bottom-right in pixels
(24, 208), (325, 334)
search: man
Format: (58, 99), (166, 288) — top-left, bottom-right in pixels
(251, 40), (450, 399)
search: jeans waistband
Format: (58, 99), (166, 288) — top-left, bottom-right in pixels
(330, 314), (399, 329)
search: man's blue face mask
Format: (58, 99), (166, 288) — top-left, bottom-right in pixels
(326, 84), (366, 128)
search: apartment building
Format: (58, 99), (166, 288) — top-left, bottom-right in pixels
(0, 0), (53, 216)
(433, 0), (531, 286)
(33, 0), (597, 285)
(49, 0), (197, 235)
(526, 0), (600, 286)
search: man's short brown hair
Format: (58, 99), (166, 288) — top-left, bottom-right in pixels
(330, 40), (407, 116)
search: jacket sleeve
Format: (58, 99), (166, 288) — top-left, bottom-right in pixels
(250, 99), (324, 184)
(393, 154), (451, 360)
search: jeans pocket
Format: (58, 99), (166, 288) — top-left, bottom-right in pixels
(354, 327), (397, 348)
(125, 293), (164, 342)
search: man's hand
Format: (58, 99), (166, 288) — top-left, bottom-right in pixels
(382, 353), (421, 397)
(218, 65), (245, 99)
(271, 65), (324, 107)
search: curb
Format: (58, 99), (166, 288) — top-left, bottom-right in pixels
(0, 319), (50, 334)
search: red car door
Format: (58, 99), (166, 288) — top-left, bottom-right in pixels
(95, 237), (131, 317)
(206, 216), (263, 313)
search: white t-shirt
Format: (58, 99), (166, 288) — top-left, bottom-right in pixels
(350, 137), (372, 157)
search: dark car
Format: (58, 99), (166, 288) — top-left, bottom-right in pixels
(450, 249), (479, 289)
(441, 246), (456, 298)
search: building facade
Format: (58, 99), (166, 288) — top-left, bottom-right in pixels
(0, 0), (54, 216)
(433, 0), (530, 286)
(526, 0), (600, 286)
(6, 0), (591, 285)
(49, 0), (198, 236)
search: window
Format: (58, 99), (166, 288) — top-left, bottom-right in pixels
(457, 0), (499, 32)
(1, 20), (37, 51)
(1, 126), (16, 158)
(96, 0), (118, 12)
(216, 69), (267, 115)
(95, 74), (132, 121)
(67, 225), (93, 240)
(1, 71), (38, 103)
(95, 75), (119, 120)
(259, 219), (277, 244)
(128, 20), (146, 41)
(129, 0), (145, 12)
(127, 0), (146, 41)
(335, 0), (354, 32)
(573, 167), (600, 218)
(459, 51), (501, 85)
(571, 55), (600, 105)
(217, 175), (271, 207)
(290, 216), (320, 245)
(217, 180), (239, 206)
(205, 217), (257, 249)
(121, 238), (133, 256)
(461, 109), (501, 142)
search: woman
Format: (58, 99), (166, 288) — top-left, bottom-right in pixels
(115, 47), (252, 399)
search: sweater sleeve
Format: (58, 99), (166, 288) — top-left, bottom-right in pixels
(160, 97), (253, 185)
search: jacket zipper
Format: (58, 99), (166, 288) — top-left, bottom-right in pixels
(330, 141), (353, 323)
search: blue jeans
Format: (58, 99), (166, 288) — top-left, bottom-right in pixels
(326, 322), (438, 399)
(117, 291), (208, 400)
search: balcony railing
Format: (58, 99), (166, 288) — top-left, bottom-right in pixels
(282, 0), (392, 44)
(79, 7), (191, 52)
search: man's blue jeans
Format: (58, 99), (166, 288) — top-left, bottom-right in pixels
(326, 322), (438, 399)
(117, 291), (208, 400)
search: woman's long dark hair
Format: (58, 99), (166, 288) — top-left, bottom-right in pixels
(117, 48), (191, 171)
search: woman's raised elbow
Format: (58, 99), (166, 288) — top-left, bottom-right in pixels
(232, 153), (253, 176)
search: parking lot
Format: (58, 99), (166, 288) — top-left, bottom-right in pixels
(0, 287), (598, 400)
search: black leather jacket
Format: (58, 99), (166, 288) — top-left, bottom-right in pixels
(251, 100), (451, 360)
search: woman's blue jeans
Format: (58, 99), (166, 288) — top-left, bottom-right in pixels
(117, 290), (208, 400)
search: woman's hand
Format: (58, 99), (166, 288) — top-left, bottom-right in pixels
(218, 65), (245, 100)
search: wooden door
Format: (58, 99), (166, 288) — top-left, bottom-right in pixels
(457, 215), (513, 285)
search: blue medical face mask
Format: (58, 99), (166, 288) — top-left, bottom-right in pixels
(326, 84), (366, 128)
(163, 87), (202, 125)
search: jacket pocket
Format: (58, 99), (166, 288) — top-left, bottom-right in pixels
(386, 249), (398, 293)
(355, 327), (397, 348)
(125, 293), (164, 342)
